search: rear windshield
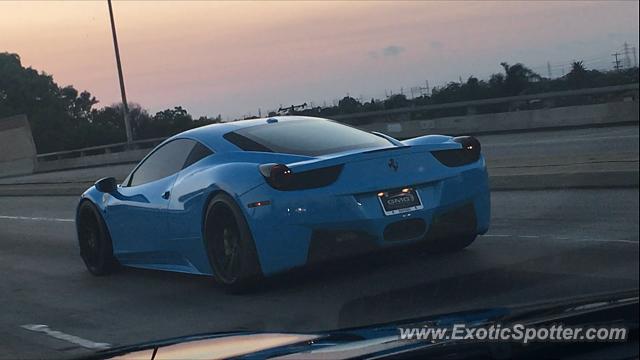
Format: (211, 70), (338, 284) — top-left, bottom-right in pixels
(223, 119), (393, 156)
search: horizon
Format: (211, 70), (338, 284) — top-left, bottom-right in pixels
(1, 1), (638, 119)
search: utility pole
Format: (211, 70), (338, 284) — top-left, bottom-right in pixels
(547, 61), (552, 78)
(612, 52), (622, 71)
(633, 47), (638, 67)
(107, 0), (133, 144)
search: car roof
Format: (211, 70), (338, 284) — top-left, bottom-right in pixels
(167, 116), (321, 152)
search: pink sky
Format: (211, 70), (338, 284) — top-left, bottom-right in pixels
(1, 1), (638, 118)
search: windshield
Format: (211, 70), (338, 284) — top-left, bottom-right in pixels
(0, 1), (637, 359)
(224, 119), (392, 156)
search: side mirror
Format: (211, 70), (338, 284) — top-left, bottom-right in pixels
(95, 177), (117, 193)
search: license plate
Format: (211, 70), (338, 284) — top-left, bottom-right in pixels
(378, 188), (423, 216)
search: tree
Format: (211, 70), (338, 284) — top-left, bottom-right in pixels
(141, 106), (194, 138)
(362, 98), (383, 112)
(192, 114), (223, 128)
(337, 96), (361, 114)
(500, 62), (541, 95)
(61, 86), (97, 121)
(384, 94), (411, 109)
(0, 52), (99, 152)
(566, 61), (589, 89)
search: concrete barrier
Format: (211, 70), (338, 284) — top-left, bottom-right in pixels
(34, 137), (164, 173)
(35, 148), (149, 173)
(0, 115), (37, 177)
(356, 101), (639, 138)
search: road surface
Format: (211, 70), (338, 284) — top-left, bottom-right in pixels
(0, 189), (637, 358)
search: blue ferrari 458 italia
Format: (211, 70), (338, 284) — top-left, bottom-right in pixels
(76, 116), (490, 290)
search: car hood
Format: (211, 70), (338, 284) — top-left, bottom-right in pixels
(81, 289), (638, 360)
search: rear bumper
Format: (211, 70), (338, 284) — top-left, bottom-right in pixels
(240, 166), (490, 276)
(306, 202), (478, 264)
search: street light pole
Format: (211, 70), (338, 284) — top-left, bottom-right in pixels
(107, 0), (133, 144)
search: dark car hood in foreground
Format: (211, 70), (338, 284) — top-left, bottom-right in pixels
(82, 289), (638, 360)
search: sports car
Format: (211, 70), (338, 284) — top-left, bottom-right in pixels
(76, 116), (490, 289)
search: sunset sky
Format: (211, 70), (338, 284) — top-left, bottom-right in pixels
(1, 1), (638, 118)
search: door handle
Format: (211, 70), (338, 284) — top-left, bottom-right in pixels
(161, 191), (171, 200)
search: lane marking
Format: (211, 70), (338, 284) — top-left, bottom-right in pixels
(21, 324), (111, 350)
(575, 238), (639, 245)
(0, 215), (74, 223)
(482, 234), (638, 245)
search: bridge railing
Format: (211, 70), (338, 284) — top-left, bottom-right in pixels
(36, 137), (166, 162)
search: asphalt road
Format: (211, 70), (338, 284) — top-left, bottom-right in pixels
(0, 189), (638, 359)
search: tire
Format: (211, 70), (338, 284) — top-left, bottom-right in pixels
(76, 201), (119, 275)
(423, 234), (477, 253)
(204, 193), (262, 292)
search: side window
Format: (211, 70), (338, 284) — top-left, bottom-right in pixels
(129, 139), (195, 187)
(183, 142), (213, 169)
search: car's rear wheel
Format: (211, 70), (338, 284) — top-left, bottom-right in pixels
(77, 201), (119, 275)
(204, 193), (262, 292)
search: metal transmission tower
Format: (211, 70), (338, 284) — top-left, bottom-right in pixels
(623, 43), (632, 68)
(107, 0), (133, 144)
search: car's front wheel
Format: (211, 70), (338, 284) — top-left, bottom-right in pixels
(204, 193), (262, 292)
(76, 201), (119, 275)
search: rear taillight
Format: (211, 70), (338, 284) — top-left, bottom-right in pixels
(431, 136), (481, 167)
(259, 163), (293, 189)
(454, 136), (481, 153)
(259, 163), (343, 191)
